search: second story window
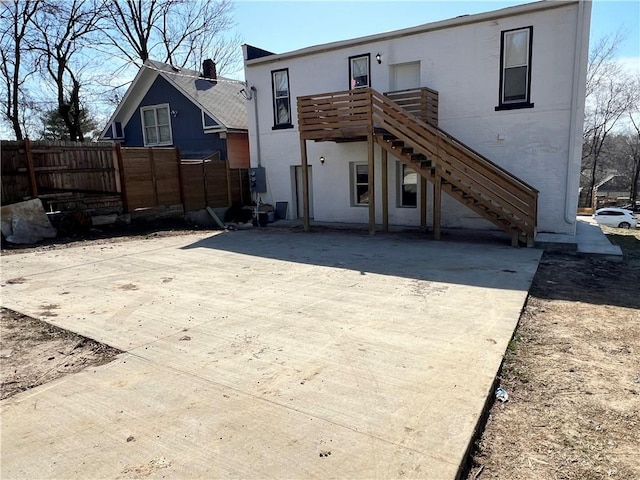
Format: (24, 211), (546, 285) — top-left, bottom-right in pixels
(349, 54), (370, 89)
(272, 69), (292, 129)
(141, 104), (172, 146)
(496, 26), (534, 110)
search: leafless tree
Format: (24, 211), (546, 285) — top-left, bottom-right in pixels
(626, 88), (640, 206)
(0, 0), (41, 140)
(30, 0), (105, 142)
(582, 31), (636, 206)
(102, 0), (241, 74)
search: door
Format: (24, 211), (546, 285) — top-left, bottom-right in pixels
(390, 62), (421, 91)
(294, 165), (314, 219)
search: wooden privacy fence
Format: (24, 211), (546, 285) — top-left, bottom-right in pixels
(1, 139), (249, 214)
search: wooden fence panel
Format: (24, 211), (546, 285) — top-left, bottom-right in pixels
(181, 162), (207, 211)
(1, 141), (31, 204)
(205, 159), (229, 208)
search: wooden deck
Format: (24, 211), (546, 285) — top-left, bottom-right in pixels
(297, 87), (538, 246)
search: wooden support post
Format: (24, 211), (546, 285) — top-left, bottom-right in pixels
(368, 131), (375, 235)
(148, 148), (159, 207)
(381, 147), (388, 232)
(225, 158), (233, 206)
(511, 230), (520, 247)
(115, 143), (128, 213)
(175, 148), (186, 212)
(300, 138), (310, 231)
(433, 172), (442, 241)
(420, 176), (427, 231)
(24, 138), (38, 198)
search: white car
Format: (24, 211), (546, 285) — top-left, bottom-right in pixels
(593, 208), (638, 229)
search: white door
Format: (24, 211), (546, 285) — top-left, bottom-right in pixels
(294, 165), (314, 219)
(390, 62), (421, 91)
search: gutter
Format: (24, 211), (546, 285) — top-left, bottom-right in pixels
(565, 0), (591, 225)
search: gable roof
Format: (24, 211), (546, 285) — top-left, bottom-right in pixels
(596, 174), (630, 192)
(244, 0), (574, 66)
(100, 59), (247, 138)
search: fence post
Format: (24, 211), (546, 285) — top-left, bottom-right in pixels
(115, 143), (129, 213)
(148, 148), (159, 207)
(24, 138), (38, 198)
(175, 148), (185, 212)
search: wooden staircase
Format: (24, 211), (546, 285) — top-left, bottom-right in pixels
(298, 88), (538, 246)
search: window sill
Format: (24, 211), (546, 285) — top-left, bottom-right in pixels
(143, 142), (173, 147)
(495, 102), (534, 111)
(272, 124), (294, 130)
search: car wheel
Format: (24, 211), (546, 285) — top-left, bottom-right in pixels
(618, 222), (631, 229)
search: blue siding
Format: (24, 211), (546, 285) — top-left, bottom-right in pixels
(123, 75), (227, 160)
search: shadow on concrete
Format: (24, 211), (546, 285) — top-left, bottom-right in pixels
(181, 227), (542, 291)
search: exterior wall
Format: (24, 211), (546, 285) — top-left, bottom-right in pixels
(244, 2), (589, 234)
(123, 76), (228, 160)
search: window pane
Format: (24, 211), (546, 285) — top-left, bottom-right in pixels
(274, 71), (289, 96)
(505, 30), (528, 67)
(504, 66), (527, 101)
(356, 185), (369, 204)
(356, 164), (368, 183)
(156, 107), (169, 125)
(158, 125), (171, 142)
(145, 126), (158, 144)
(276, 98), (290, 124)
(142, 109), (156, 127)
(351, 57), (369, 88)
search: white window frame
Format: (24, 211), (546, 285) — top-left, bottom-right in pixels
(350, 162), (369, 207)
(141, 103), (173, 146)
(397, 162), (418, 208)
(349, 54), (370, 89)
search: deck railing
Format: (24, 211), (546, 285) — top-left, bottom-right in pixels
(297, 87), (538, 239)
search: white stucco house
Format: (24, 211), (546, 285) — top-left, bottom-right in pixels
(242, 0), (591, 245)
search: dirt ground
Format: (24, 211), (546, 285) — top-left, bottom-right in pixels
(0, 308), (121, 400)
(469, 226), (640, 480)
(1, 224), (639, 479)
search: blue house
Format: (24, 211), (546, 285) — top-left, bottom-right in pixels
(100, 59), (249, 169)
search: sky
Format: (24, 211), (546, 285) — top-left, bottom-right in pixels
(230, 0), (640, 78)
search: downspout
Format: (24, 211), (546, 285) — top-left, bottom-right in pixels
(251, 86), (261, 167)
(565, 0), (591, 225)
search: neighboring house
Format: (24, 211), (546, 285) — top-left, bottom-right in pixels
(595, 174), (631, 205)
(100, 59), (249, 169)
(242, 0), (591, 244)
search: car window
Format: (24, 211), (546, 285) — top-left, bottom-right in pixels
(598, 211), (622, 216)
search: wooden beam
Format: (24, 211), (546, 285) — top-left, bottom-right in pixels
(420, 175), (427, 231)
(381, 147), (388, 232)
(433, 172), (441, 241)
(300, 138), (310, 231)
(148, 148), (159, 207)
(115, 143), (128, 213)
(225, 156), (232, 206)
(175, 148), (186, 212)
(368, 131), (375, 235)
(24, 138), (38, 198)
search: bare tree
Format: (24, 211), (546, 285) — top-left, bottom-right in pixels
(0, 0), (41, 140)
(582, 31), (636, 206)
(102, 0), (240, 74)
(627, 88), (640, 207)
(30, 0), (105, 142)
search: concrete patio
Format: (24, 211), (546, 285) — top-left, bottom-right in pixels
(0, 229), (542, 479)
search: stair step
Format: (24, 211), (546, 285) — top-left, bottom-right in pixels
(411, 153), (427, 162)
(383, 135), (396, 142)
(401, 147), (414, 156)
(391, 141), (404, 149)
(418, 159), (432, 168)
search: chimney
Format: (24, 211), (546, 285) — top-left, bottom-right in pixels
(202, 59), (217, 81)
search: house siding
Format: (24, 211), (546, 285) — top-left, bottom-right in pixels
(244, 2), (588, 235)
(123, 75), (228, 160)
